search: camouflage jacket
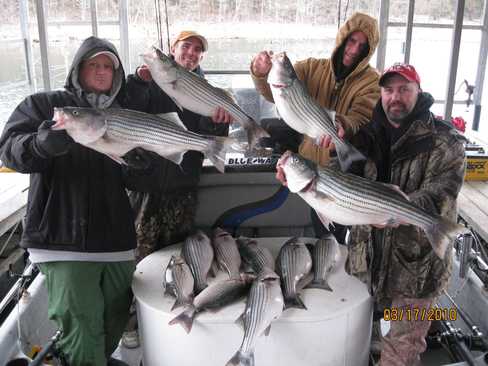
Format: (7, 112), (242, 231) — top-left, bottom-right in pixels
(346, 93), (466, 307)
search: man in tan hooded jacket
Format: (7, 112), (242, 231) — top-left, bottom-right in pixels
(251, 12), (380, 166)
(251, 12), (380, 240)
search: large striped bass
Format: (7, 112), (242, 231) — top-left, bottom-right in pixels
(52, 107), (235, 173)
(168, 275), (253, 334)
(143, 48), (270, 150)
(163, 255), (194, 311)
(226, 269), (284, 366)
(275, 237), (312, 310)
(268, 52), (364, 172)
(212, 227), (242, 279)
(306, 235), (340, 292)
(181, 230), (214, 294)
(278, 151), (467, 259)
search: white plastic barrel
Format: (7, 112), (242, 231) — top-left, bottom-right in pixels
(132, 237), (372, 366)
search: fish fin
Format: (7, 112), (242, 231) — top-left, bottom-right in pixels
(107, 154), (127, 165)
(158, 112), (187, 130)
(243, 119), (270, 151)
(170, 297), (189, 311)
(234, 313), (245, 331)
(168, 306), (196, 334)
(425, 217), (469, 259)
(263, 324), (272, 337)
(164, 152), (186, 165)
(225, 350), (254, 366)
(306, 279), (333, 292)
(314, 210), (334, 230)
(205, 136), (241, 173)
(274, 105), (282, 120)
(284, 295), (307, 310)
(378, 182), (410, 201)
(335, 141), (366, 172)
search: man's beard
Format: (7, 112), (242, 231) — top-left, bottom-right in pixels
(386, 103), (410, 124)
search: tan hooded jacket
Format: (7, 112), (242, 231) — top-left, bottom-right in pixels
(251, 12), (380, 166)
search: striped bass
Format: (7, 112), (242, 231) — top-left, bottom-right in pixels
(275, 237), (312, 310)
(52, 107), (235, 173)
(237, 237), (275, 275)
(226, 269), (283, 366)
(181, 230), (214, 294)
(268, 52), (365, 172)
(212, 227), (242, 279)
(306, 235), (340, 292)
(163, 255), (194, 311)
(278, 151), (467, 259)
(168, 275), (253, 334)
(143, 47), (270, 150)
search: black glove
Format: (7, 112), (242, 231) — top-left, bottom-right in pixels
(122, 148), (155, 170)
(33, 120), (73, 158)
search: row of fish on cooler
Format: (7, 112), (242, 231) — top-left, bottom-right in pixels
(162, 228), (341, 366)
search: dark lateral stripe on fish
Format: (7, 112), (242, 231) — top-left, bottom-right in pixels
(316, 168), (433, 226)
(287, 85), (336, 136)
(241, 281), (266, 353)
(106, 118), (210, 148)
(178, 77), (249, 122)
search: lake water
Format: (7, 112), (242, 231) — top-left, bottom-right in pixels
(1, 25), (487, 140)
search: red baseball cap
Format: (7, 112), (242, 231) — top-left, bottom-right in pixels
(379, 63), (421, 86)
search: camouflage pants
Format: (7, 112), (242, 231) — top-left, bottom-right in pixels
(380, 297), (435, 366)
(129, 189), (198, 262)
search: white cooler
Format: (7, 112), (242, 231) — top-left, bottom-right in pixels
(132, 237), (373, 366)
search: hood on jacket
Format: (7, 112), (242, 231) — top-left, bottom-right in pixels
(331, 12), (380, 80)
(65, 36), (126, 109)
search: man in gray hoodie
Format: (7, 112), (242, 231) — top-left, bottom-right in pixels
(0, 36), (155, 366)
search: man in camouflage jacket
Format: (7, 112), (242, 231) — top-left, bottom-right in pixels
(346, 64), (466, 365)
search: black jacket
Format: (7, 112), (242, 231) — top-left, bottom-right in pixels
(0, 37), (156, 252)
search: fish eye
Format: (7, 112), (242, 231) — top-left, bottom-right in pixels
(73, 110), (79, 116)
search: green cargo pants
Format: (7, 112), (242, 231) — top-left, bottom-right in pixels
(38, 261), (135, 366)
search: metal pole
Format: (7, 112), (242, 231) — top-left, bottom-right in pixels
(472, 0), (488, 131)
(444, 0), (465, 120)
(404, 0), (415, 64)
(35, 0), (51, 91)
(119, 0), (130, 73)
(19, 0), (35, 88)
(90, 0), (99, 37)
(376, 0), (389, 72)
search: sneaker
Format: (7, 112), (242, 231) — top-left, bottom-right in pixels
(121, 329), (140, 349)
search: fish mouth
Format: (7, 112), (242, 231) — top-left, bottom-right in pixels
(277, 150), (292, 168)
(271, 83), (286, 88)
(51, 108), (66, 130)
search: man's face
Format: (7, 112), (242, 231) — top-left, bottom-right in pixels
(79, 54), (114, 94)
(381, 74), (420, 126)
(170, 37), (204, 71)
(343, 31), (368, 67)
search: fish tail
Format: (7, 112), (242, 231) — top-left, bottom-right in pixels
(245, 119), (270, 150)
(306, 279), (333, 292)
(225, 350), (255, 366)
(168, 306), (196, 334)
(284, 295), (307, 310)
(205, 136), (232, 173)
(335, 140), (366, 172)
(425, 217), (468, 259)
(170, 297), (191, 311)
